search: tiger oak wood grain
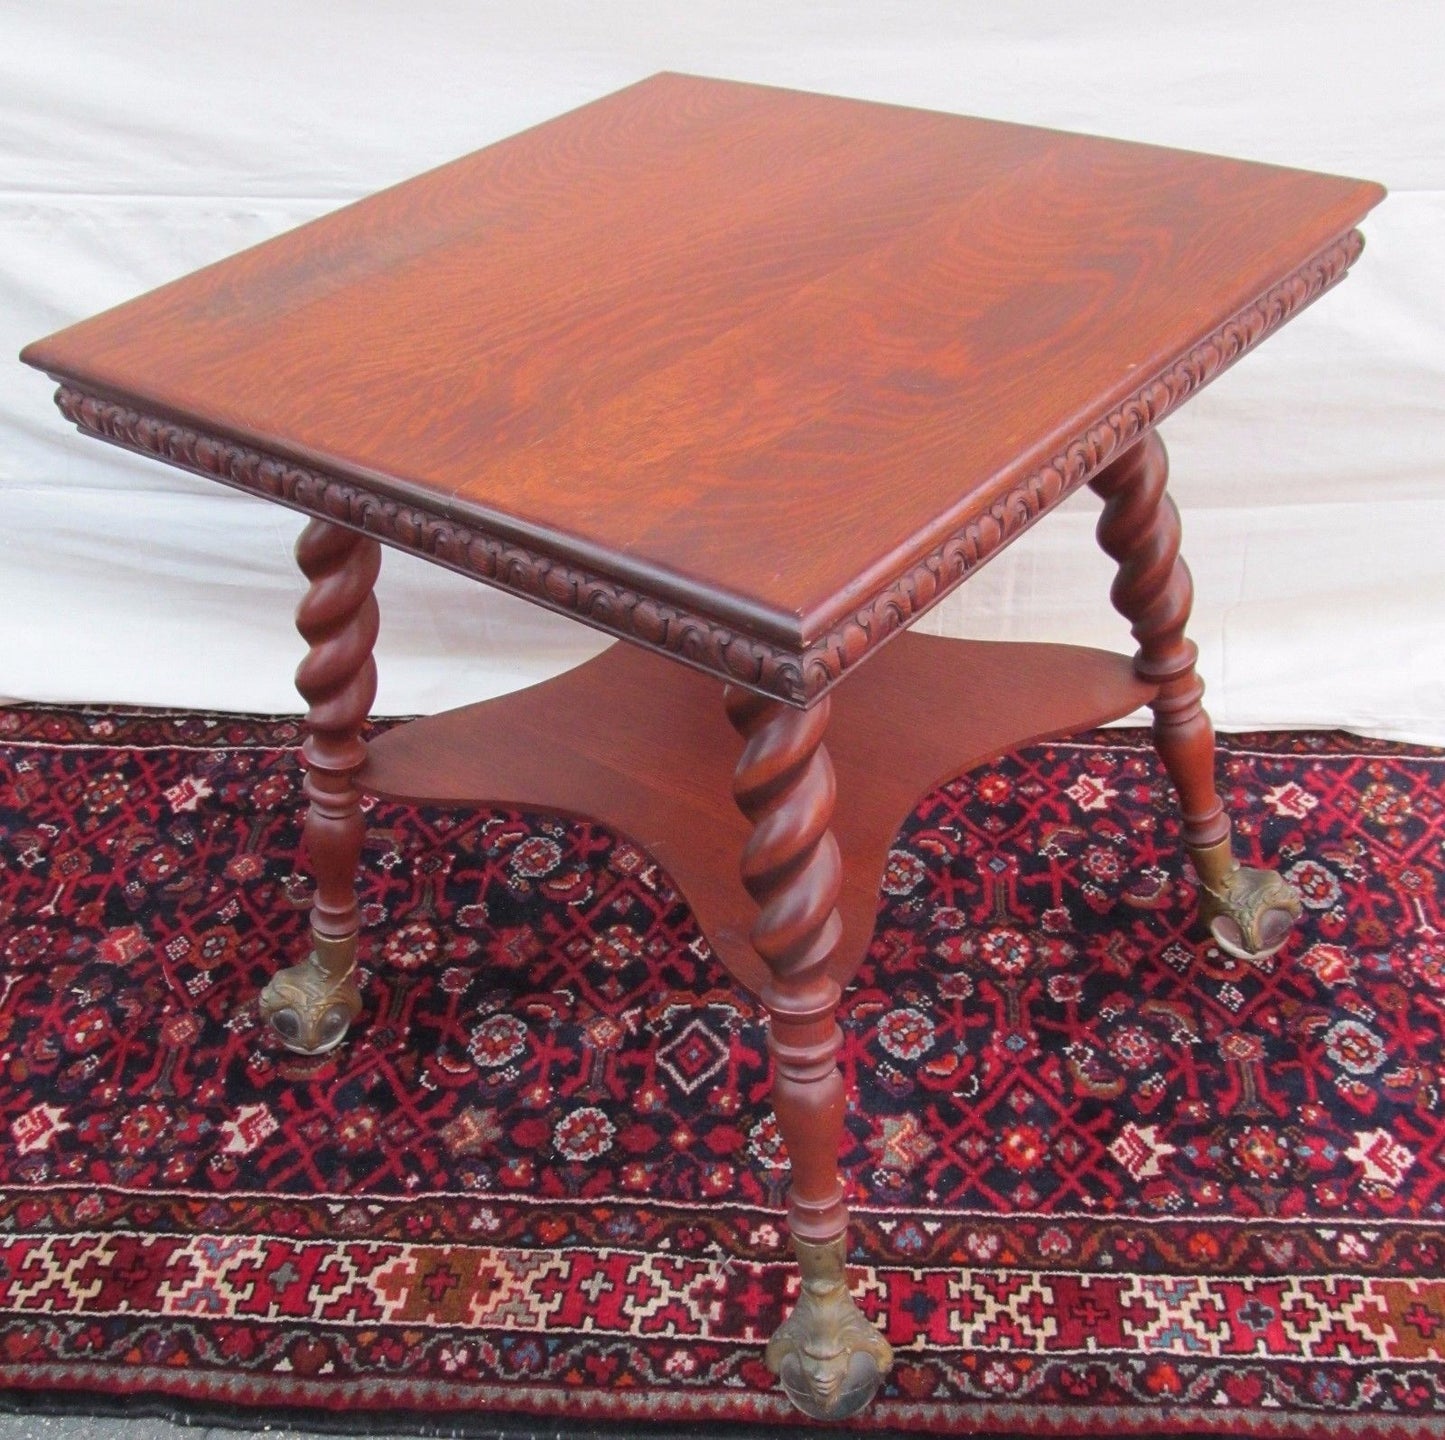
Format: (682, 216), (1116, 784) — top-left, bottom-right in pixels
(20, 77), (1379, 1418)
(21, 74), (1383, 686)
(359, 633), (1157, 994)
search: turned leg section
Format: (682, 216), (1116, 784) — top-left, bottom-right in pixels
(725, 688), (892, 1419)
(1089, 433), (1300, 959)
(259, 518), (380, 1053)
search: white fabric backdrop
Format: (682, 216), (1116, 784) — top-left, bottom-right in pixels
(3, 1), (1442, 738)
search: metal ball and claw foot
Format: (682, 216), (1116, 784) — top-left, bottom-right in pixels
(766, 1235), (894, 1420)
(258, 936), (362, 1055)
(1189, 839), (1303, 961)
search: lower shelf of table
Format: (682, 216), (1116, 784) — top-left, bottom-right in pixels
(360, 633), (1157, 994)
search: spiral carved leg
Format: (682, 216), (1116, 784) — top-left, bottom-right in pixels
(1090, 434), (1301, 960)
(726, 688), (892, 1419)
(258, 519), (380, 1054)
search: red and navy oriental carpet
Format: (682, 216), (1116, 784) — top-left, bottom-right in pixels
(1, 704), (1444, 1438)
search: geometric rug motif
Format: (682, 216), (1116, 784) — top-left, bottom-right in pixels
(1, 703), (1443, 1436)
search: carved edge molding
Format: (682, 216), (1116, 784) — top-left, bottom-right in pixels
(54, 229), (1362, 707)
(54, 386), (806, 701)
(792, 229), (1364, 699)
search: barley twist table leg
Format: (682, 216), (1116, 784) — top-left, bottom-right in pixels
(725, 687), (893, 1419)
(1090, 433), (1301, 958)
(259, 518), (380, 1053)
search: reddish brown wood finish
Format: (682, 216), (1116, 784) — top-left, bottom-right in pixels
(1088, 433), (1302, 958)
(725, 692), (850, 1245)
(360, 633), (1156, 994)
(258, 520), (380, 1053)
(21, 75), (1383, 704)
(1090, 435), (1227, 851)
(294, 520), (381, 945)
(724, 693), (893, 1420)
(19, 76), (1377, 1419)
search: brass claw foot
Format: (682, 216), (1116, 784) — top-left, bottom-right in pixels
(1191, 841), (1303, 961)
(766, 1236), (893, 1420)
(258, 937), (362, 1054)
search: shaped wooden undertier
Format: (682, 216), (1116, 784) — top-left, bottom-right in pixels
(359, 632), (1158, 994)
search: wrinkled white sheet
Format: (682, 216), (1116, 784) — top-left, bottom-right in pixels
(3, 1), (1442, 738)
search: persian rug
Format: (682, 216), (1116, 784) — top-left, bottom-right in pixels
(0, 704), (1443, 1439)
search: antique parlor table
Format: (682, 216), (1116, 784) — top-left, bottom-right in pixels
(21, 74), (1383, 1419)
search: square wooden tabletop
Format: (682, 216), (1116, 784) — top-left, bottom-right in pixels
(22, 73), (1383, 704)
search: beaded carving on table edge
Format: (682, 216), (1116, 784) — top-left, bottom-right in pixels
(52, 230), (1362, 707)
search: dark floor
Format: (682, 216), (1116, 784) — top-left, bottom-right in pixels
(0, 1422), (335, 1440)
